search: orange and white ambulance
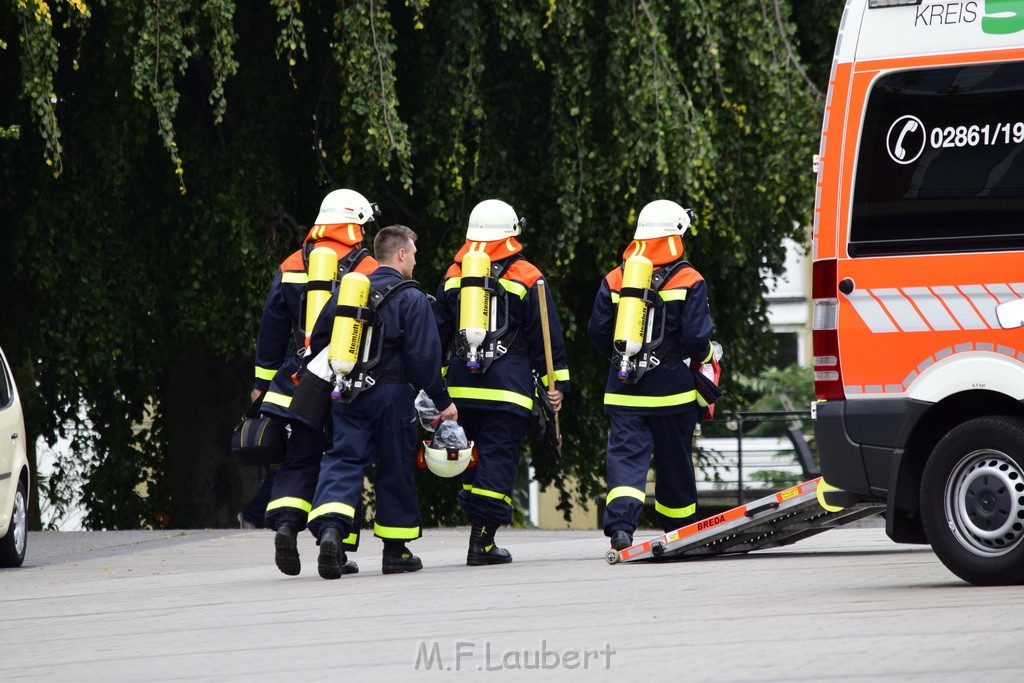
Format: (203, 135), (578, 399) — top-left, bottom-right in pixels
(811, 0), (1024, 585)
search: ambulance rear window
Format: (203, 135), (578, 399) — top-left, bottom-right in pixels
(850, 61), (1024, 257)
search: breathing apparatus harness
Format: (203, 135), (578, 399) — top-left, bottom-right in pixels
(329, 278), (420, 404)
(614, 259), (691, 385)
(291, 244), (371, 354)
(451, 254), (526, 374)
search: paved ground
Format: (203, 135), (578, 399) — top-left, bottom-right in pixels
(2, 523), (1022, 682)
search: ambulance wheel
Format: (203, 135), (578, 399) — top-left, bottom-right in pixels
(920, 416), (1024, 586)
(605, 549), (620, 565)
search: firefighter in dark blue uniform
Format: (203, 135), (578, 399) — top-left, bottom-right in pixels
(587, 200), (715, 551)
(305, 225), (457, 579)
(435, 199), (570, 565)
(254, 189), (379, 576)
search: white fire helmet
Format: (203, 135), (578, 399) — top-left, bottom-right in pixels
(634, 199), (695, 240)
(465, 199), (524, 241)
(315, 189), (379, 225)
(423, 441), (475, 478)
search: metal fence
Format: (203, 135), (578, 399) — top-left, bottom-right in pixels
(691, 410), (819, 507)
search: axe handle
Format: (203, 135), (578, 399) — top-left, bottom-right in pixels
(536, 280), (562, 450)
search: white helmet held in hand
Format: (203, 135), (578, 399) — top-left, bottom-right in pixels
(423, 442), (475, 478)
(634, 199), (695, 240)
(315, 189), (379, 225)
(466, 199), (524, 241)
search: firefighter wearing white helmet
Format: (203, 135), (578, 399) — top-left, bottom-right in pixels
(634, 199), (694, 239)
(253, 188), (380, 577)
(314, 188), (379, 227)
(587, 199), (717, 554)
(434, 199), (571, 566)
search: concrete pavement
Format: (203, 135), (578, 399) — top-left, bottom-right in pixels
(2, 524), (1022, 682)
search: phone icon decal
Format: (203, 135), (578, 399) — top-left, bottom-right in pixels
(886, 115), (926, 165)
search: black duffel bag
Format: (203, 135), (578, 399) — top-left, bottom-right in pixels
(230, 393), (287, 466)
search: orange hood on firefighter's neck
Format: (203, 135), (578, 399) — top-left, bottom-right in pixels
(454, 236), (524, 263)
(303, 223), (364, 247)
(620, 235), (684, 267)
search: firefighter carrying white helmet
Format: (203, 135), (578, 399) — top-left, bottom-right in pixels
(634, 199), (696, 240)
(466, 199), (525, 241)
(422, 441), (475, 478)
(315, 188), (380, 226)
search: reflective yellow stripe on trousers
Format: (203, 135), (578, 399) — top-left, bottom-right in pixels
(606, 486), (645, 505)
(373, 522), (421, 540)
(465, 486), (512, 506)
(655, 501), (696, 519)
(307, 501), (357, 523)
(266, 497), (312, 513)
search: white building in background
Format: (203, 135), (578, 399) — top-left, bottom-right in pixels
(764, 236), (811, 368)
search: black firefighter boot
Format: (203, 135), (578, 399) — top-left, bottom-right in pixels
(317, 527), (344, 580)
(467, 524), (513, 566)
(274, 522), (301, 576)
(610, 530), (633, 551)
(382, 540), (423, 574)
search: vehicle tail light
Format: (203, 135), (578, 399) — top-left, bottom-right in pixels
(812, 259), (844, 400)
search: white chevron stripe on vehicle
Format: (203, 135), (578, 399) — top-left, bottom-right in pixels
(902, 287), (958, 331)
(845, 285), (1024, 333)
(845, 290), (898, 333)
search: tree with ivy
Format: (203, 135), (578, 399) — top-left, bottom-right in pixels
(0, 0), (842, 529)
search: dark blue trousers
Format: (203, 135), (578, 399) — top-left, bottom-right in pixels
(264, 419), (324, 530)
(603, 409), (699, 535)
(307, 383), (421, 543)
(457, 408), (529, 528)
(242, 465), (276, 527)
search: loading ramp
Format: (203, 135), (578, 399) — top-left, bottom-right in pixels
(607, 477), (886, 564)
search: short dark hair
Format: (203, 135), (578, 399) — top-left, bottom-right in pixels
(374, 224), (417, 263)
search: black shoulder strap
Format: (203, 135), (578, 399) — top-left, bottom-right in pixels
(368, 278), (420, 311)
(651, 260), (691, 291)
(492, 254), (523, 279)
(301, 240), (316, 271)
(337, 247), (370, 278)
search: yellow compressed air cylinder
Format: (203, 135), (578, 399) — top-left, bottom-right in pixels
(329, 271), (371, 376)
(459, 250), (491, 371)
(613, 255), (654, 379)
(305, 247), (339, 336)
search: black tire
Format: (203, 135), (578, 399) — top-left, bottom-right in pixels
(0, 478), (27, 568)
(920, 416), (1024, 586)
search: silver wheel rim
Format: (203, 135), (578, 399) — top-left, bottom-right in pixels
(12, 489), (26, 556)
(946, 449), (1024, 557)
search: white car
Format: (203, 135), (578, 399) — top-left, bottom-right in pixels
(0, 346), (29, 567)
